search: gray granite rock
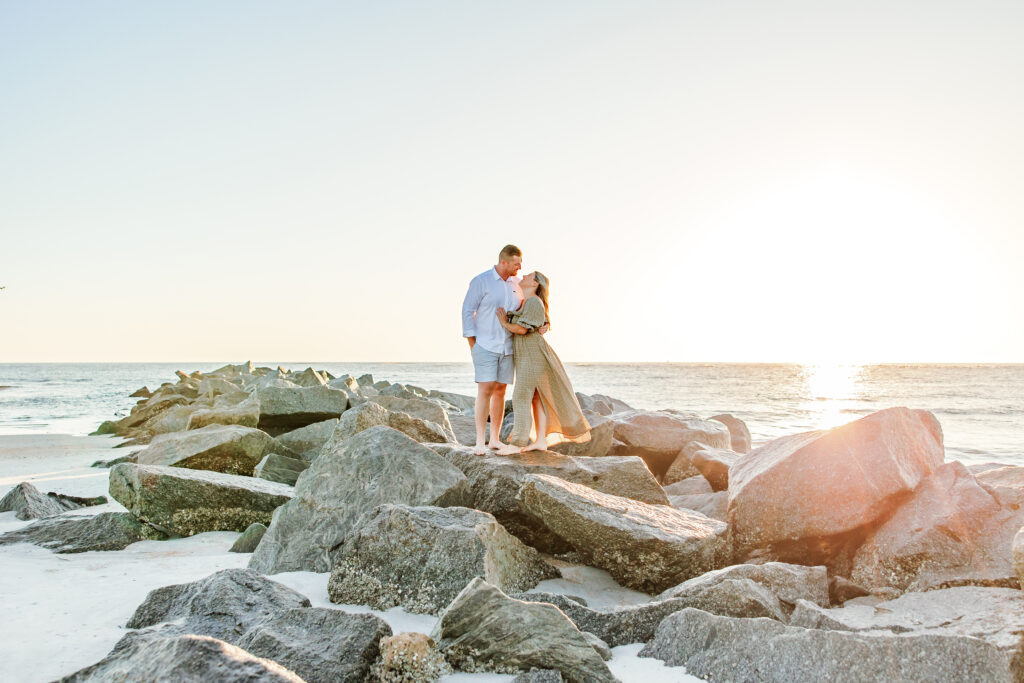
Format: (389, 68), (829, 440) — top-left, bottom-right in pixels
(661, 441), (705, 485)
(519, 474), (729, 593)
(430, 578), (615, 682)
(657, 562), (830, 608)
(611, 410), (732, 478)
(59, 634), (304, 682)
(90, 453), (137, 468)
(513, 670), (564, 682)
(137, 424), (297, 476)
(249, 426), (470, 574)
(254, 452), (310, 486)
(788, 586), (1024, 655)
(186, 397), (260, 430)
(236, 607), (392, 683)
(109, 463), (294, 536)
(0, 511), (166, 552)
(257, 385), (349, 431)
(0, 481), (106, 520)
(230, 522), (268, 553)
(710, 413), (752, 453)
(581, 632), (612, 661)
(663, 476), (713, 496)
(516, 575), (785, 647)
(640, 607), (1013, 682)
(851, 461), (1024, 591)
(328, 504), (557, 615)
(728, 407), (945, 561)
(274, 418), (338, 461)
(126, 568), (311, 641)
(667, 490), (729, 521)
(330, 401), (456, 446)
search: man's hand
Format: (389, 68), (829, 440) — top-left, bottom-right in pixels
(467, 336), (476, 349)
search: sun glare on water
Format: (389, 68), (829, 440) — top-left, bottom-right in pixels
(802, 364), (863, 429)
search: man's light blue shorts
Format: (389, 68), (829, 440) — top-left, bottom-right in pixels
(472, 344), (514, 385)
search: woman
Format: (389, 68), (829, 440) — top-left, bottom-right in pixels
(493, 271), (590, 454)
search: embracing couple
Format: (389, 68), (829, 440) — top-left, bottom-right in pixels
(461, 244), (591, 456)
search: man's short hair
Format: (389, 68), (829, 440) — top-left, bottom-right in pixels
(498, 244), (522, 261)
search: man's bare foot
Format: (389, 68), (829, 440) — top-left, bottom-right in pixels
(494, 444), (522, 456)
(487, 439), (509, 450)
(522, 441), (546, 453)
(472, 444), (488, 456)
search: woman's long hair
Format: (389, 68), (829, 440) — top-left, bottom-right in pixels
(534, 271), (550, 320)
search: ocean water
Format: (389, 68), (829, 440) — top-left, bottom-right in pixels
(0, 363), (1021, 466)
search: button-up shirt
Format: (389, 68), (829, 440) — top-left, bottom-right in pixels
(462, 268), (523, 355)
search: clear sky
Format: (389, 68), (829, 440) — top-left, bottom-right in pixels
(1, 1), (1022, 363)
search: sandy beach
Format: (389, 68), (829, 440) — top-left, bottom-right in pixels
(0, 433), (698, 682)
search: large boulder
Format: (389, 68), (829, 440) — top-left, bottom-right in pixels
(257, 385), (349, 432)
(109, 463), (294, 536)
(789, 586), (1024, 657)
(0, 481), (106, 520)
(59, 634), (304, 683)
(639, 608), (1013, 682)
(611, 410), (732, 477)
(92, 394), (190, 439)
(330, 401), (456, 446)
(430, 579), (615, 682)
(0, 512), (166, 552)
(126, 568), (311, 640)
(288, 367), (329, 387)
(710, 413), (752, 453)
(249, 426), (470, 574)
(661, 441), (705, 485)
(137, 424), (296, 476)
(519, 474), (729, 593)
(187, 397), (260, 430)
(274, 418), (338, 461)
(728, 407), (945, 562)
(430, 444), (668, 552)
(327, 504), (558, 615)
(850, 461), (1024, 591)
(236, 608), (392, 683)
(657, 561), (829, 608)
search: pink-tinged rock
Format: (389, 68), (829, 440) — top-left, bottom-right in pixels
(728, 408), (944, 554)
(850, 461), (1024, 591)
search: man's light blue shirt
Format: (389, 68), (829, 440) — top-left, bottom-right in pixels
(462, 268), (522, 355)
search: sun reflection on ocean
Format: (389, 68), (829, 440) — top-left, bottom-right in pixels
(801, 364), (863, 429)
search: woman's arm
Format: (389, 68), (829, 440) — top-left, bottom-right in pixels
(496, 308), (530, 335)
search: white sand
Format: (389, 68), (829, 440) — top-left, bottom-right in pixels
(0, 434), (701, 682)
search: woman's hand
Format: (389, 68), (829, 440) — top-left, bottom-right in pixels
(496, 308), (507, 328)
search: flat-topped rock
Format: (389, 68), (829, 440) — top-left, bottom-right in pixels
(641, 607), (1013, 682)
(728, 407), (945, 559)
(249, 426), (470, 574)
(329, 400), (456, 446)
(109, 462), (294, 536)
(328, 504), (557, 615)
(851, 461), (1024, 591)
(257, 385), (349, 431)
(430, 579), (615, 682)
(137, 424), (296, 476)
(657, 561), (830, 608)
(186, 397), (260, 430)
(519, 474), (729, 593)
(236, 607), (392, 683)
(429, 444), (668, 552)
(789, 586), (1024, 654)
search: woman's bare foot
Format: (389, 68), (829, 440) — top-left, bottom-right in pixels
(522, 440), (546, 453)
(487, 439), (509, 450)
(494, 444), (522, 456)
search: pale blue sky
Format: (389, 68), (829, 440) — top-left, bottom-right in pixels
(2, 1), (1022, 362)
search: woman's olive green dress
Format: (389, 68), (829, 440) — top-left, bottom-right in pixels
(507, 297), (591, 448)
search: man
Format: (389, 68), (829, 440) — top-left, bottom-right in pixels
(461, 244), (525, 455)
